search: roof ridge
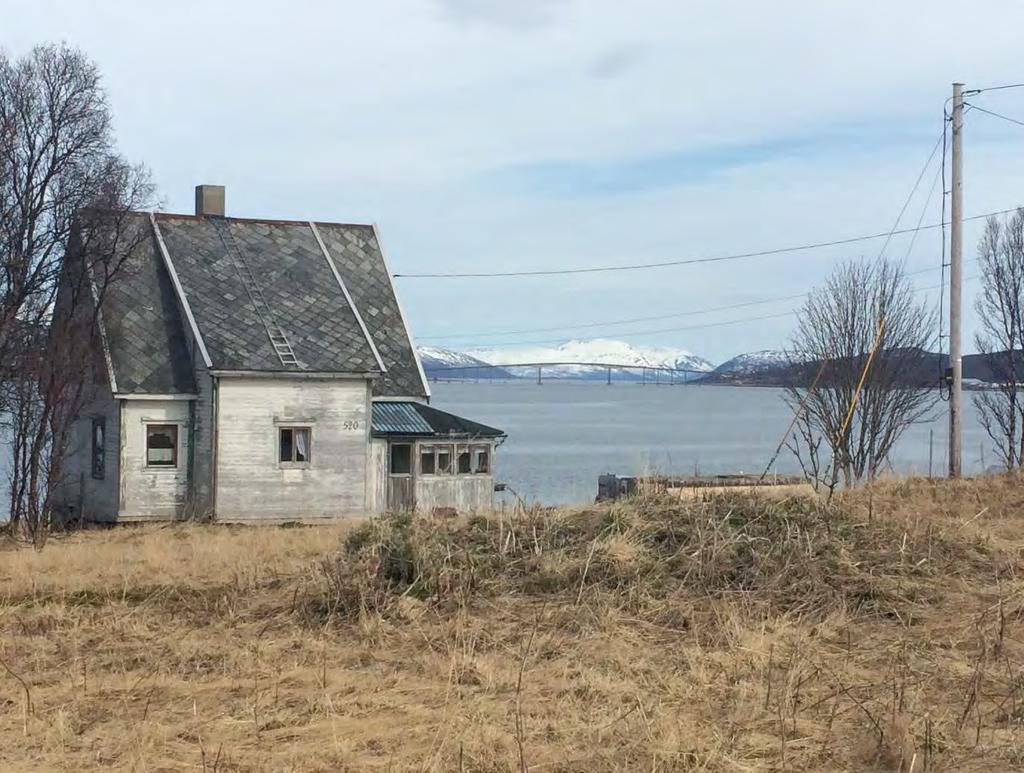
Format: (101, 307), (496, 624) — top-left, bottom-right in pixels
(308, 221), (386, 374)
(141, 211), (375, 228)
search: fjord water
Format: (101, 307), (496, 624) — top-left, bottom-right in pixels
(431, 381), (989, 506)
(0, 382), (991, 519)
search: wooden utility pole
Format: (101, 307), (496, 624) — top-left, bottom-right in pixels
(949, 82), (964, 478)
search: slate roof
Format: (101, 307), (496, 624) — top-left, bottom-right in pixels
(155, 216), (380, 374)
(316, 223), (429, 398)
(100, 219), (196, 394)
(98, 212), (430, 398)
(371, 401), (504, 439)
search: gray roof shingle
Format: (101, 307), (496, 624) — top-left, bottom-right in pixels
(315, 223), (429, 397)
(155, 216), (380, 374)
(101, 219), (196, 394)
(98, 213), (429, 398)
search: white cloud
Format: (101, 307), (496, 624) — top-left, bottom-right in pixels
(432, 0), (569, 29)
(4, 0), (1024, 360)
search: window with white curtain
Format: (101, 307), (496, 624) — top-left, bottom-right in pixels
(279, 427), (311, 466)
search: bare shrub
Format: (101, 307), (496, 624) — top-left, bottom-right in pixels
(316, 493), (996, 624)
(0, 43), (153, 541)
(972, 211), (1024, 470)
(785, 258), (937, 488)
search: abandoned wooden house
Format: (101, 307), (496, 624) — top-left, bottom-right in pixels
(56, 185), (504, 522)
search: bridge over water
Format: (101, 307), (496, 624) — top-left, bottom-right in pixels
(426, 361), (709, 385)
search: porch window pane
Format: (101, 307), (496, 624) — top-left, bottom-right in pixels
(437, 445), (452, 474)
(390, 443), (411, 475)
(279, 428), (293, 463)
(457, 446), (471, 474)
(420, 445), (435, 475)
(473, 446), (490, 474)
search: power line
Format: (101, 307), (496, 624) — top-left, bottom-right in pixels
(419, 293), (809, 342)
(939, 102), (950, 397)
(453, 275), (975, 350)
(418, 261), (953, 343)
(394, 205), (1022, 279)
(905, 155), (944, 262)
(466, 311), (800, 348)
(964, 102), (1024, 129)
(966, 82), (1024, 96)
(873, 129), (945, 262)
(402, 91), (1023, 289)
(418, 128), (960, 345)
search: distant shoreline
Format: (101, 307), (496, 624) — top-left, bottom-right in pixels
(426, 377), (987, 391)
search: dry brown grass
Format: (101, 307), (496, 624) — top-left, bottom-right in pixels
(1, 477), (1024, 771)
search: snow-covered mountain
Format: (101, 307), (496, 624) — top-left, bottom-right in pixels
(711, 350), (793, 375)
(418, 340), (715, 381)
(465, 339), (715, 380)
(418, 346), (516, 379)
(418, 346), (492, 370)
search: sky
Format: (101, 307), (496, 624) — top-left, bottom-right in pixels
(6, 0), (1024, 364)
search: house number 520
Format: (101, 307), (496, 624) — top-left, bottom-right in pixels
(342, 420), (360, 430)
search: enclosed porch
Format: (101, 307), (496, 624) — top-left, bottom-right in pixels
(369, 401), (505, 514)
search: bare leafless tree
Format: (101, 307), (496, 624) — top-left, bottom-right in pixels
(972, 211), (1024, 471)
(785, 258), (937, 488)
(0, 44), (152, 541)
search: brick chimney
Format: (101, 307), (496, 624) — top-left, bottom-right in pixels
(194, 184), (225, 217)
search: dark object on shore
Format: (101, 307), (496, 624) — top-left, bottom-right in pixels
(597, 474), (638, 502)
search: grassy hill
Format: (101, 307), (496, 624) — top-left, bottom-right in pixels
(2, 477), (1024, 770)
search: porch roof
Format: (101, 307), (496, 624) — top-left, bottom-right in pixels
(371, 401), (504, 439)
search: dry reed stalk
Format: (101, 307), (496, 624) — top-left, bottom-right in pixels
(514, 614), (539, 773)
(0, 652), (32, 736)
(1, 479), (1023, 770)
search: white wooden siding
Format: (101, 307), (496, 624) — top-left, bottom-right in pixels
(415, 474), (493, 513)
(214, 377), (371, 520)
(413, 439), (495, 513)
(191, 345), (215, 515)
(119, 400), (191, 520)
(367, 439), (388, 514)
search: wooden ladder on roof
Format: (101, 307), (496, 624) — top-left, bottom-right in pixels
(211, 218), (300, 368)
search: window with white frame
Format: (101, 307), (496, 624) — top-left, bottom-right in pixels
(418, 442), (491, 475)
(279, 426), (311, 465)
(145, 424), (178, 468)
(419, 443), (455, 475)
